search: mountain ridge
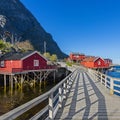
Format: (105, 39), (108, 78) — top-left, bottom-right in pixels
(0, 0), (68, 59)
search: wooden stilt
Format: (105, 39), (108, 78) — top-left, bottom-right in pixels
(44, 72), (46, 87)
(14, 75), (18, 90)
(10, 74), (13, 96)
(54, 70), (56, 83)
(39, 72), (42, 92)
(33, 73), (36, 88)
(9, 75), (11, 89)
(0, 69), (55, 97)
(4, 74), (6, 94)
(21, 74), (24, 89)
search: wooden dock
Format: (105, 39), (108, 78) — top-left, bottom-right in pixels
(55, 68), (120, 120)
(1, 66), (120, 120)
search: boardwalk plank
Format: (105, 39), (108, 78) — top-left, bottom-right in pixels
(55, 68), (120, 120)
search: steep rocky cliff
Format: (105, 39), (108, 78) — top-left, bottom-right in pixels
(0, 0), (67, 58)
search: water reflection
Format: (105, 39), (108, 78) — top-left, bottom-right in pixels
(0, 67), (70, 116)
(0, 81), (56, 115)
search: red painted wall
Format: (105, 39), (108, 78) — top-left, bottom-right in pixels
(70, 53), (85, 61)
(81, 58), (109, 68)
(81, 61), (94, 68)
(22, 53), (47, 70)
(0, 52), (47, 73)
(94, 58), (105, 68)
(0, 60), (22, 73)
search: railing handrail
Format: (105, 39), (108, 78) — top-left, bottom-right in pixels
(0, 67), (77, 120)
(90, 69), (120, 81)
(88, 68), (120, 95)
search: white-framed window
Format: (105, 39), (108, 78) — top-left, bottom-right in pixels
(98, 60), (101, 65)
(0, 61), (5, 67)
(34, 60), (39, 66)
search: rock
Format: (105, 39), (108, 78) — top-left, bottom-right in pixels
(0, 0), (68, 59)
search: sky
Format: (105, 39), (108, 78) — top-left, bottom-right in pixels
(20, 0), (120, 64)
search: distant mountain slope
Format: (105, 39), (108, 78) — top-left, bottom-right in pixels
(0, 0), (68, 59)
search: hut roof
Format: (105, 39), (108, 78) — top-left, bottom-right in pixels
(0, 51), (47, 61)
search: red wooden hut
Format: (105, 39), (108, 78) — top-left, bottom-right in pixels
(69, 53), (85, 62)
(0, 51), (48, 73)
(104, 58), (112, 66)
(81, 56), (109, 68)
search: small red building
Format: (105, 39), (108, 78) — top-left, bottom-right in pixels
(81, 56), (109, 68)
(0, 51), (48, 73)
(69, 53), (85, 62)
(104, 58), (112, 66)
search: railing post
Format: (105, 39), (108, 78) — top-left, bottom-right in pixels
(104, 76), (107, 87)
(66, 78), (70, 93)
(100, 74), (102, 84)
(49, 93), (54, 119)
(59, 86), (62, 108)
(95, 72), (97, 80)
(92, 70), (94, 78)
(68, 77), (72, 87)
(110, 78), (114, 95)
(63, 82), (66, 99)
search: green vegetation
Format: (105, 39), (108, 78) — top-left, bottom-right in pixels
(66, 61), (72, 66)
(0, 40), (12, 53)
(0, 39), (34, 54)
(43, 52), (51, 60)
(15, 40), (34, 52)
(0, 39), (58, 63)
(50, 54), (57, 62)
(43, 52), (58, 62)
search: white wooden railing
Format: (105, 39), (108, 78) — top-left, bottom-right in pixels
(88, 69), (120, 95)
(0, 68), (78, 120)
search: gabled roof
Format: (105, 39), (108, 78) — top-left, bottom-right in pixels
(0, 51), (47, 61)
(82, 56), (104, 62)
(70, 52), (85, 56)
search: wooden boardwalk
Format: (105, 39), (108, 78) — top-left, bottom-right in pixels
(55, 68), (120, 120)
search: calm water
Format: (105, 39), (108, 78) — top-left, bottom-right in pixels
(106, 66), (120, 96)
(0, 81), (56, 116)
(0, 67), (70, 119)
(106, 66), (120, 78)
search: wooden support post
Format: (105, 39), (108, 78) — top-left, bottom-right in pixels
(69, 77), (72, 87)
(59, 86), (62, 108)
(100, 74), (102, 84)
(44, 72), (46, 87)
(66, 79), (70, 93)
(39, 72), (42, 84)
(110, 78), (114, 95)
(21, 74), (24, 89)
(11, 75), (13, 89)
(9, 75), (11, 89)
(10, 74), (13, 96)
(27, 74), (29, 81)
(33, 73), (36, 88)
(49, 93), (54, 119)
(63, 82), (66, 99)
(104, 76), (107, 87)
(54, 71), (56, 83)
(70, 75), (73, 82)
(39, 72), (42, 92)
(13, 75), (18, 90)
(4, 74), (6, 94)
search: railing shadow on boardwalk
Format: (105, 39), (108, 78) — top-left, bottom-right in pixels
(55, 69), (108, 120)
(84, 72), (108, 120)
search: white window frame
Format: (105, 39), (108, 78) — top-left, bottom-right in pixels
(1, 61), (5, 67)
(98, 60), (101, 65)
(34, 60), (39, 67)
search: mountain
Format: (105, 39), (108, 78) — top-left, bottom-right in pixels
(0, 0), (68, 59)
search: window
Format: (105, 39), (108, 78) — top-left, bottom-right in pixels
(34, 60), (39, 66)
(1, 61), (5, 67)
(98, 60), (101, 65)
